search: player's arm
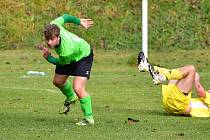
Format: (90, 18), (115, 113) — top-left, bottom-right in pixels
(62, 14), (94, 29)
(42, 48), (74, 65)
(46, 55), (59, 65)
(62, 14), (81, 25)
(46, 55), (72, 65)
(194, 72), (206, 98)
(194, 73), (210, 108)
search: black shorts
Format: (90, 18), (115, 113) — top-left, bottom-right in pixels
(55, 50), (93, 79)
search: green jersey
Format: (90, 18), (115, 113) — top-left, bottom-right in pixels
(50, 14), (91, 65)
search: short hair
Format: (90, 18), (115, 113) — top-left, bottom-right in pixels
(44, 24), (60, 40)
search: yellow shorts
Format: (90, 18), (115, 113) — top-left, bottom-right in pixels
(190, 92), (210, 117)
(190, 98), (210, 117)
(162, 84), (191, 115)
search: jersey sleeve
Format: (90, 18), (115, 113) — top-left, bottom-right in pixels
(62, 14), (81, 25)
(50, 14), (80, 27)
(46, 55), (73, 65)
(46, 55), (59, 65)
(50, 16), (65, 27)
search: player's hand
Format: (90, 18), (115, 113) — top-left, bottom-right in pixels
(42, 47), (51, 59)
(36, 42), (45, 50)
(80, 19), (94, 29)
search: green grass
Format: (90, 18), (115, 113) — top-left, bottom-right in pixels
(1, 49), (210, 140)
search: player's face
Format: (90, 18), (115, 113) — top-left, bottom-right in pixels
(47, 36), (60, 48)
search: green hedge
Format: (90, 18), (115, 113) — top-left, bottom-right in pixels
(149, 0), (210, 50)
(0, 0), (209, 50)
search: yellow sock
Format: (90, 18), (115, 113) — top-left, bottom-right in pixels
(154, 66), (183, 80)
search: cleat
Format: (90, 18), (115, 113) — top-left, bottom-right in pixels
(137, 51), (149, 72)
(59, 100), (70, 115)
(76, 118), (94, 126)
(59, 96), (78, 115)
(149, 64), (166, 85)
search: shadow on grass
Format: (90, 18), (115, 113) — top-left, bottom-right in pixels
(126, 108), (169, 117)
(0, 112), (78, 128)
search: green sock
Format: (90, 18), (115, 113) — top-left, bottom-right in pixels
(59, 80), (76, 101)
(80, 95), (93, 119)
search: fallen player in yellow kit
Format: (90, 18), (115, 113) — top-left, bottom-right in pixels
(137, 51), (210, 117)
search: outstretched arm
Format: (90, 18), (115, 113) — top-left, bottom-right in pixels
(194, 72), (206, 98)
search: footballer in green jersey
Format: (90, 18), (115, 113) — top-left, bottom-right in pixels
(42, 14), (94, 126)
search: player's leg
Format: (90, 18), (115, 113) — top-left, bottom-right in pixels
(53, 74), (78, 114)
(74, 50), (94, 125)
(161, 66), (196, 115)
(150, 65), (195, 86)
(175, 65), (196, 94)
(137, 51), (180, 80)
(73, 76), (94, 126)
(137, 51), (195, 86)
(153, 66), (183, 80)
(137, 51), (182, 84)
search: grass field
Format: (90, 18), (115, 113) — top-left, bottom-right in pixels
(0, 49), (210, 140)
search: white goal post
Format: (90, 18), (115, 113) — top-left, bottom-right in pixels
(142, 0), (148, 58)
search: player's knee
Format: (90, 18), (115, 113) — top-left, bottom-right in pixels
(188, 65), (196, 74)
(73, 85), (82, 93)
(53, 80), (64, 87)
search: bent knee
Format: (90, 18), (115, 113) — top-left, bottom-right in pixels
(187, 65), (196, 74)
(53, 80), (65, 87)
(73, 85), (84, 94)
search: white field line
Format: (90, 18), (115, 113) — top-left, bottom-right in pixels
(0, 86), (59, 93)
